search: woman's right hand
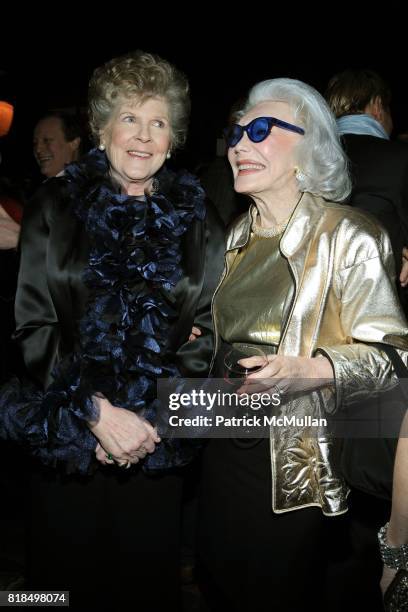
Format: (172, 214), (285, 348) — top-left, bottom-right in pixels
(89, 396), (160, 465)
(237, 354), (334, 395)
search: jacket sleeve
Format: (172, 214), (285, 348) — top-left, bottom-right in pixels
(172, 200), (225, 377)
(0, 181), (97, 473)
(144, 201), (225, 471)
(14, 182), (61, 389)
(316, 231), (408, 410)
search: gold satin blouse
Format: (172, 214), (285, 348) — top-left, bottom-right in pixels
(214, 231), (293, 349)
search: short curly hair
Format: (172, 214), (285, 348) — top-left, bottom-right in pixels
(88, 50), (190, 150)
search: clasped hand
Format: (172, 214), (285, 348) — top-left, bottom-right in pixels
(89, 396), (160, 466)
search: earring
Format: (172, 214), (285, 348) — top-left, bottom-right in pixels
(294, 167), (306, 182)
(99, 143), (105, 151)
(151, 177), (159, 193)
(166, 151), (171, 159)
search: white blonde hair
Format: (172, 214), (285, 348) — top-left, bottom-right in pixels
(239, 78), (351, 202)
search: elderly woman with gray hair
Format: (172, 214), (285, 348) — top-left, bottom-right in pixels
(0, 51), (223, 608)
(197, 78), (408, 611)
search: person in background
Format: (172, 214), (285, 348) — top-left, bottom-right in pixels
(0, 193), (21, 249)
(0, 188), (23, 381)
(32, 110), (84, 178)
(378, 409), (408, 607)
(325, 69), (408, 610)
(326, 69), (408, 315)
(0, 178), (25, 591)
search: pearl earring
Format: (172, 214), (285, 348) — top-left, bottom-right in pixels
(99, 144), (105, 151)
(166, 151), (171, 159)
(294, 167), (305, 182)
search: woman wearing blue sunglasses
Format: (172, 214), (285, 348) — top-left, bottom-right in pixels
(197, 78), (408, 610)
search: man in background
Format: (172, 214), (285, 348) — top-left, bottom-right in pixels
(33, 110), (83, 178)
(326, 69), (408, 314)
(326, 68), (408, 611)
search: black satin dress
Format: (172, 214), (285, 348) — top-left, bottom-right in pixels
(14, 177), (225, 609)
(16, 179), (223, 389)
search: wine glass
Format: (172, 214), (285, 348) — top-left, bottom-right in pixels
(223, 345), (268, 444)
(223, 344), (268, 388)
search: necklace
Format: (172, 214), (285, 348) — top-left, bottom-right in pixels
(251, 193), (304, 237)
(251, 209), (291, 237)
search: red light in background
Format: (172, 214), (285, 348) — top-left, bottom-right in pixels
(0, 101), (14, 137)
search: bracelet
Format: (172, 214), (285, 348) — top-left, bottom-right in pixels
(378, 522), (408, 570)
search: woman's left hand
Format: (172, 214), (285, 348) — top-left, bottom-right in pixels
(95, 441), (150, 466)
(237, 354), (334, 395)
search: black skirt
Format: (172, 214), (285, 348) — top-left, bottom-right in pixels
(26, 463), (183, 610)
(197, 437), (327, 611)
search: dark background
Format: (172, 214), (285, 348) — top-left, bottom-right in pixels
(1, 22), (407, 181)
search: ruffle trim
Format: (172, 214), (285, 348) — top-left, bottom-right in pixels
(0, 149), (205, 473)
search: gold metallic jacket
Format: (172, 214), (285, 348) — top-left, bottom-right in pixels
(212, 192), (408, 516)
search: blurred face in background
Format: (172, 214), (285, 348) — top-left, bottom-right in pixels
(33, 117), (80, 178)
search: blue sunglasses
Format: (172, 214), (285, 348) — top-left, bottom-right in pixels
(224, 116), (305, 148)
